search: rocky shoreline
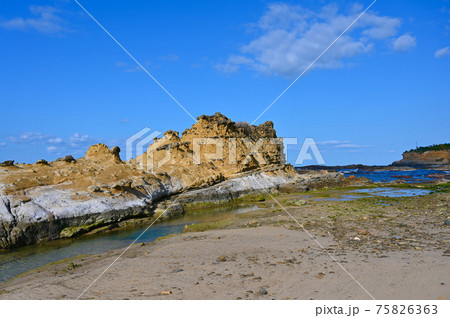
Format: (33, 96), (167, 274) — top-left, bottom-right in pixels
(0, 113), (353, 250)
(0, 164), (351, 249)
(1, 183), (448, 299)
(298, 163), (450, 172)
(1, 113), (446, 255)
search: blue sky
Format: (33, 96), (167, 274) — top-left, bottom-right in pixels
(0, 0), (449, 165)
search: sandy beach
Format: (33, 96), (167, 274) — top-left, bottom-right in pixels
(1, 188), (449, 300)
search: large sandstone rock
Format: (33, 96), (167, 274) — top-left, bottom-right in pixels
(85, 143), (122, 163)
(0, 113), (346, 249)
(135, 112), (284, 177)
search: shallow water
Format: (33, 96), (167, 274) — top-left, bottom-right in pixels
(0, 204), (259, 283)
(339, 169), (448, 183)
(351, 187), (431, 197)
(310, 187), (431, 202)
(311, 195), (361, 202)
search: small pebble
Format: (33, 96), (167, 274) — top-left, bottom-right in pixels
(259, 288), (268, 295)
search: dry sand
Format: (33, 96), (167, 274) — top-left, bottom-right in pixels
(1, 226), (448, 300)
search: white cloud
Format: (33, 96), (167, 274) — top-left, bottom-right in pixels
(219, 3), (409, 78)
(0, 6), (66, 34)
(335, 143), (361, 148)
(392, 34), (416, 52)
(316, 140), (369, 150)
(70, 133), (88, 142)
(0, 142), (6, 147)
(316, 140), (350, 146)
(216, 55), (256, 73)
(48, 137), (63, 144)
(8, 132), (47, 143)
(5, 131), (122, 161)
(7, 132), (99, 154)
(435, 46), (450, 58)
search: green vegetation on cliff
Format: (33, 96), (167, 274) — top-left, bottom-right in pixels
(404, 143), (450, 154)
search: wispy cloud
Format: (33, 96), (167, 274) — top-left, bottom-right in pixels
(316, 140), (369, 150)
(48, 137), (63, 144)
(0, 6), (67, 34)
(160, 54), (179, 61)
(217, 3), (411, 78)
(7, 132), (101, 156)
(435, 46), (450, 58)
(316, 140), (350, 146)
(335, 143), (362, 148)
(392, 34), (416, 52)
(7, 132), (48, 143)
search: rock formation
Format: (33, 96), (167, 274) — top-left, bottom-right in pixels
(133, 112), (284, 180)
(0, 113), (346, 249)
(392, 144), (450, 167)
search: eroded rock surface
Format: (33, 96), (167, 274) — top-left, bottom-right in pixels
(0, 113), (346, 249)
(392, 146), (449, 168)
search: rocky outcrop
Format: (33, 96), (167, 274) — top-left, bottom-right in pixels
(392, 149), (450, 167)
(0, 160), (14, 167)
(0, 113), (346, 249)
(177, 167), (346, 208)
(85, 143), (122, 163)
(134, 112), (284, 177)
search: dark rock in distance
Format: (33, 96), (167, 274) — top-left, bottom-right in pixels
(0, 160), (14, 167)
(56, 155), (76, 163)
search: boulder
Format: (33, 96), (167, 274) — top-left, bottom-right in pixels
(56, 155), (76, 163)
(87, 185), (101, 193)
(0, 160), (14, 167)
(112, 179), (133, 191)
(294, 199), (307, 206)
(36, 159), (49, 165)
(161, 203), (184, 220)
(85, 144), (121, 162)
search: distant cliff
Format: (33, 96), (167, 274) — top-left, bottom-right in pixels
(392, 144), (450, 167)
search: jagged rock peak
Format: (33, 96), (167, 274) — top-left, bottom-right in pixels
(163, 130), (180, 139)
(182, 112), (277, 139)
(196, 112), (231, 123)
(85, 143), (122, 162)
